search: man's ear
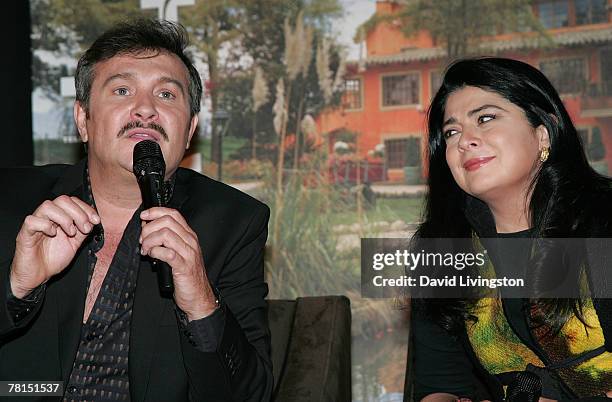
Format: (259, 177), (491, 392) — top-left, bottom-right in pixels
(74, 101), (89, 143)
(186, 114), (199, 149)
(536, 124), (550, 150)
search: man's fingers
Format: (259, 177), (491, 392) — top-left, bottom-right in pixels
(33, 196), (96, 236)
(147, 246), (180, 266)
(140, 216), (196, 245)
(140, 215), (197, 247)
(141, 227), (195, 263)
(141, 208), (193, 237)
(53, 196), (96, 234)
(22, 215), (57, 237)
(70, 196), (100, 225)
(34, 200), (79, 236)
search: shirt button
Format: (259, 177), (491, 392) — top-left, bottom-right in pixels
(67, 385), (77, 394)
(86, 332), (96, 341)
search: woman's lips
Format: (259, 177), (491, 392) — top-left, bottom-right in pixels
(463, 156), (495, 171)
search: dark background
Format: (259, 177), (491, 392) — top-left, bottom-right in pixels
(2, 2), (33, 167)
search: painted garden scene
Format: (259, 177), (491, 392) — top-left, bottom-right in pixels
(30, 0), (612, 400)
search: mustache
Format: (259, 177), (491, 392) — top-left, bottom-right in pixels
(117, 121), (168, 141)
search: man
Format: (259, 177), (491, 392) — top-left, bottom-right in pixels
(0, 19), (272, 401)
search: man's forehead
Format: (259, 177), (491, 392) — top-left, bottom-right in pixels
(92, 50), (189, 85)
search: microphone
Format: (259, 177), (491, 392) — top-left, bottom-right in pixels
(505, 371), (542, 402)
(133, 140), (173, 294)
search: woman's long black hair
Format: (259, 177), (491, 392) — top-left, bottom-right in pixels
(415, 57), (612, 334)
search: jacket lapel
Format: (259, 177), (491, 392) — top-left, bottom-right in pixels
(49, 159), (91, 382)
(128, 168), (191, 402)
(129, 257), (166, 402)
(55, 246), (89, 381)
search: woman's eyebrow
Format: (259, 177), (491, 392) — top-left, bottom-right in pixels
(443, 104), (508, 127)
(467, 104), (507, 117)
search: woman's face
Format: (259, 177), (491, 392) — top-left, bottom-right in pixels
(443, 86), (549, 204)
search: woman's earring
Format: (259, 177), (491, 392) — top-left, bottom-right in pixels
(540, 147), (549, 162)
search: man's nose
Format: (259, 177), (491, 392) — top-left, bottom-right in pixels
(130, 93), (158, 122)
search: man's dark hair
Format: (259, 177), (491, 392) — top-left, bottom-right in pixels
(75, 18), (202, 117)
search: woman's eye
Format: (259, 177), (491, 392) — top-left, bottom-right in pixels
(114, 87), (129, 96)
(478, 114), (496, 124)
(443, 129), (459, 140)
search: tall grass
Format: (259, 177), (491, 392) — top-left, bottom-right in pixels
(262, 156), (360, 299)
(260, 154), (404, 343)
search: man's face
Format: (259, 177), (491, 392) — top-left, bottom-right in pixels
(75, 50), (198, 180)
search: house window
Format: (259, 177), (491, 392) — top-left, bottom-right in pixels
(385, 137), (421, 169)
(540, 58), (586, 94)
(382, 73), (420, 107)
(342, 79), (362, 110)
(575, 0), (608, 25)
(538, 0), (569, 28)
(385, 138), (409, 169)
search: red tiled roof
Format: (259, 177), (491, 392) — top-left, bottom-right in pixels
(355, 27), (612, 66)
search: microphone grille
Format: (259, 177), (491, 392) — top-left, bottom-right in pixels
(506, 371), (542, 401)
(133, 140), (166, 177)
(514, 371), (542, 389)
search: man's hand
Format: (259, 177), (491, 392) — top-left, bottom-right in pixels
(10, 195), (99, 299)
(139, 207), (217, 321)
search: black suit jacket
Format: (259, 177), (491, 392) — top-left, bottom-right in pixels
(0, 160), (273, 401)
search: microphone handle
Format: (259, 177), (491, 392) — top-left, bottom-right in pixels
(139, 173), (174, 294)
(154, 260), (174, 294)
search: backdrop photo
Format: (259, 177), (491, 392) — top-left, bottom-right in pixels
(27, 0), (612, 400)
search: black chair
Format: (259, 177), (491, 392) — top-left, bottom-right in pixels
(268, 296), (352, 402)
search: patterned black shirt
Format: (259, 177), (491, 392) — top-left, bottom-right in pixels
(63, 208), (141, 402)
(6, 164), (226, 401)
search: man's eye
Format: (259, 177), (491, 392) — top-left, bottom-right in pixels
(443, 129), (459, 140)
(478, 114), (496, 124)
(114, 88), (130, 96)
(159, 91), (176, 99)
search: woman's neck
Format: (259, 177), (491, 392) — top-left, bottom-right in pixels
(486, 193), (531, 233)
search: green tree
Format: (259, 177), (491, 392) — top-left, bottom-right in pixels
(31, 0), (70, 101)
(32, 0), (146, 99)
(358, 0), (549, 58)
(180, 0), (243, 175)
(48, 0), (143, 47)
(239, 0), (344, 165)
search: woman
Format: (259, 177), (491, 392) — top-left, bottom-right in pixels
(410, 57), (612, 401)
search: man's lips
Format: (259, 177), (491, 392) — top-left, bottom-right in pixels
(126, 129), (161, 142)
(463, 156), (495, 171)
